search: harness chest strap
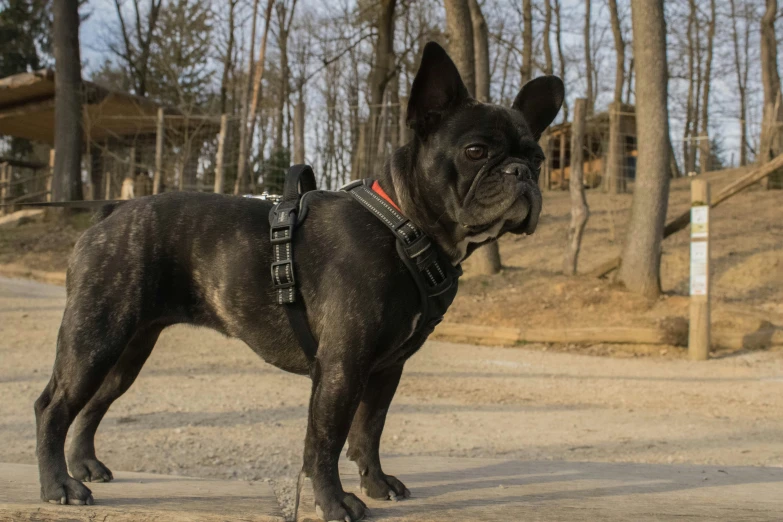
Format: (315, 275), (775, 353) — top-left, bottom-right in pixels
(269, 166), (461, 363)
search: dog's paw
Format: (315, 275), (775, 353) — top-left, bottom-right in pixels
(360, 472), (411, 500)
(69, 458), (114, 483)
(315, 492), (367, 521)
(40, 476), (94, 505)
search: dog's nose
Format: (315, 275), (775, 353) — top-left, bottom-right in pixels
(503, 163), (532, 181)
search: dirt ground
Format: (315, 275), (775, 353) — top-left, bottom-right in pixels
(1, 277), (782, 520)
(2, 170), (781, 359)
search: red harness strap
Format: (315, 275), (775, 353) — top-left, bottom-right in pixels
(371, 180), (402, 212)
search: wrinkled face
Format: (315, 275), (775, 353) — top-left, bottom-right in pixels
(406, 42), (564, 261)
(418, 104), (545, 239)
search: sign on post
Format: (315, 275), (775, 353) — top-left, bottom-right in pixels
(689, 179), (710, 361)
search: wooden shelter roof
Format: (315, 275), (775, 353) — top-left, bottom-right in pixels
(0, 70), (218, 145)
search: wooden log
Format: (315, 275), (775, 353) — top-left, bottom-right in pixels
(589, 152), (783, 278)
(688, 179), (710, 361)
(153, 107), (164, 195)
(563, 98), (589, 275)
(213, 114), (228, 194)
(434, 322), (782, 350)
(46, 149), (54, 202)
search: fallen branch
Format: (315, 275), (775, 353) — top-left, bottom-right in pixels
(588, 154), (783, 278)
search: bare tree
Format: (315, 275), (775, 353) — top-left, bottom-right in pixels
(699, 0), (716, 173)
(273, 0), (298, 152)
(542, 0), (553, 76)
(564, 98), (589, 275)
(729, 0), (750, 166)
(605, 0), (625, 194)
(365, 0), (397, 176)
(110, 0), (164, 97)
(444, 0), (474, 93)
(520, 0), (533, 84)
(683, 0), (696, 174)
(760, 0), (782, 188)
(554, 0), (568, 122)
(583, 0), (593, 114)
(467, 0), (501, 275)
(618, 0), (671, 298)
(235, 0), (275, 194)
(52, 0), (84, 205)
(219, 0), (240, 115)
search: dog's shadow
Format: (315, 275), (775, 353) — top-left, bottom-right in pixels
(326, 457), (783, 520)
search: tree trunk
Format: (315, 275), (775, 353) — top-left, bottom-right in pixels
(583, 0), (593, 114)
(606, 101), (626, 194)
(219, 0), (237, 115)
(554, 0), (568, 121)
(468, 0), (489, 102)
(543, 0), (553, 75)
(466, 0), (500, 274)
(445, 0), (475, 94)
(234, 0), (260, 194)
(52, 0), (84, 205)
(564, 99), (589, 275)
(625, 57), (634, 104)
(605, 0), (625, 194)
(730, 0), (749, 167)
(699, 0), (716, 174)
(684, 0), (695, 175)
(520, 0), (533, 85)
(760, 0), (783, 187)
(293, 88), (305, 164)
(608, 0), (624, 103)
(234, 0), (274, 195)
(365, 0), (396, 176)
(618, 0), (671, 298)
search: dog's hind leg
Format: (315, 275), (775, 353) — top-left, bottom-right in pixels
(67, 325), (163, 483)
(34, 310), (135, 505)
(346, 365), (410, 501)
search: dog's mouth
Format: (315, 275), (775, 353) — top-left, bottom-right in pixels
(459, 162), (542, 238)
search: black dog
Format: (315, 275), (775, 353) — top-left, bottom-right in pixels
(34, 42), (563, 521)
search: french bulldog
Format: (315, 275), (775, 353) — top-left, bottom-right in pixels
(34, 41), (563, 521)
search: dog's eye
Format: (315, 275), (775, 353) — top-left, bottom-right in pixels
(465, 145), (488, 161)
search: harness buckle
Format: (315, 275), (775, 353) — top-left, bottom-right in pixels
(271, 260), (296, 289)
(270, 205), (296, 245)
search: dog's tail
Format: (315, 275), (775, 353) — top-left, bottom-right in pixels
(92, 202), (122, 224)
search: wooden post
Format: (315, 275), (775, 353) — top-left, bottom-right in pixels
(46, 149), (55, 202)
(214, 114), (228, 194)
(0, 163), (8, 215)
(558, 131), (567, 189)
(563, 98), (590, 275)
(699, 132), (710, 173)
(104, 170), (112, 200)
(689, 179), (710, 361)
(539, 131), (551, 191)
(153, 108), (164, 195)
(293, 98), (305, 164)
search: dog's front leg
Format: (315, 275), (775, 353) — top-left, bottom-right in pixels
(304, 354), (369, 522)
(346, 365), (410, 500)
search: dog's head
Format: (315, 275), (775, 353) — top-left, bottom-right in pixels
(394, 42), (564, 264)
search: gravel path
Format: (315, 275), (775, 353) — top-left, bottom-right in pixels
(1, 276), (782, 520)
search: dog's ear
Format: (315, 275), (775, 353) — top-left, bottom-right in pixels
(406, 41), (471, 137)
(512, 76), (565, 140)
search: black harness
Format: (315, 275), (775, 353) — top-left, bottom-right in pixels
(268, 164), (461, 363)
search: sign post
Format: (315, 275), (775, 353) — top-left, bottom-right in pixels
(689, 179), (710, 360)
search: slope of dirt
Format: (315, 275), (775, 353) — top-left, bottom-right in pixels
(1, 173), (781, 357)
(455, 174), (783, 349)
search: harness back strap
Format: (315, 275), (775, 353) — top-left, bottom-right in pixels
(269, 165), (319, 361)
